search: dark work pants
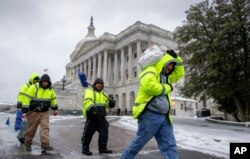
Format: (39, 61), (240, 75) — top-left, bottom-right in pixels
(82, 118), (109, 151)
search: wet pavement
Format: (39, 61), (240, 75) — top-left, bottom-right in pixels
(0, 114), (225, 159)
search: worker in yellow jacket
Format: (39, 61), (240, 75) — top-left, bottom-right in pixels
(22, 74), (58, 152)
(81, 78), (115, 156)
(15, 73), (39, 144)
(121, 49), (185, 159)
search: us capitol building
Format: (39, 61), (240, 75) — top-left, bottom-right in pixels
(54, 17), (201, 116)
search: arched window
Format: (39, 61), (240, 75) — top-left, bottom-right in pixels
(122, 93), (127, 111)
(129, 91), (135, 111)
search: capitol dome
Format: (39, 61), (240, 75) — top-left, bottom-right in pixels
(74, 16), (97, 52)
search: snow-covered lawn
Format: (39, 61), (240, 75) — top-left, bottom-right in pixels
(109, 116), (249, 159)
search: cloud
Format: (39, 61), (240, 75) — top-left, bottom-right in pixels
(0, 0), (203, 102)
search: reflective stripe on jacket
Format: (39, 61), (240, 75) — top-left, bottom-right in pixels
(22, 83), (58, 111)
(17, 83), (30, 104)
(82, 88), (109, 118)
(17, 73), (39, 104)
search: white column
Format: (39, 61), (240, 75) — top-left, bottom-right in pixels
(114, 51), (118, 84)
(137, 40), (142, 74)
(103, 50), (108, 82)
(82, 62), (84, 72)
(92, 55), (97, 80)
(149, 33), (152, 47)
(70, 68), (72, 77)
(108, 54), (112, 84)
(76, 65), (79, 79)
(71, 67), (74, 77)
(84, 60), (87, 74)
(73, 66), (75, 79)
(74, 66), (77, 79)
(76, 66), (78, 79)
(128, 45), (133, 80)
(120, 48), (125, 83)
(88, 58), (91, 81)
(80, 63), (83, 72)
(97, 53), (102, 78)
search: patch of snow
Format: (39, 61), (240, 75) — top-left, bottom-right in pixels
(172, 96), (197, 102)
(175, 129), (228, 158)
(49, 115), (82, 123)
(111, 116), (137, 132)
(111, 116), (235, 158)
(173, 115), (206, 121)
(0, 102), (15, 106)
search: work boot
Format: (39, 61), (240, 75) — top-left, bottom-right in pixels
(18, 138), (25, 144)
(42, 146), (54, 151)
(82, 148), (92, 156)
(26, 144), (32, 151)
(99, 149), (112, 154)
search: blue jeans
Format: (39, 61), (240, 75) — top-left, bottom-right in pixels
(120, 110), (178, 159)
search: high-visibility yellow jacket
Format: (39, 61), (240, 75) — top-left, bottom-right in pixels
(17, 73), (39, 106)
(22, 83), (58, 113)
(132, 53), (185, 122)
(82, 88), (109, 118)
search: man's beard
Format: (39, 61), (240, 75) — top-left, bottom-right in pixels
(94, 86), (103, 92)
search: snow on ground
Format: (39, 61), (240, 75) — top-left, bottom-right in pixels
(174, 129), (228, 158)
(110, 116), (236, 159)
(50, 115), (82, 123)
(0, 113), (82, 128)
(2, 113), (247, 159)
(0, 114), (20, 146)
(109, 116), (138, 132)
(0, 113), (16, 129)
(0, 113), (83, 148)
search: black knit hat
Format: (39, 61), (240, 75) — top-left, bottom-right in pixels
(39, 74), (52, 88)
(93, 78), (104, 86)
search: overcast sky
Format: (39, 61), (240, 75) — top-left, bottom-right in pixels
(0, 0), (203, 103)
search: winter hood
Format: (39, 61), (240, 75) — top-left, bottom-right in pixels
(39, 74), (52, 88)
(28, 73), (40, 84)
(154, 53), (176, 75)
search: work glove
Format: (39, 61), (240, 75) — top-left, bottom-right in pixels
(108, 94), (116, 108)
(108, 99), (116, 108)
(108, 94), (114, 100)
(166, 50), (177, 58)
(51, 105), (58, 110)
(17, 102), (22, 109)
(22, 107), (29, 114)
